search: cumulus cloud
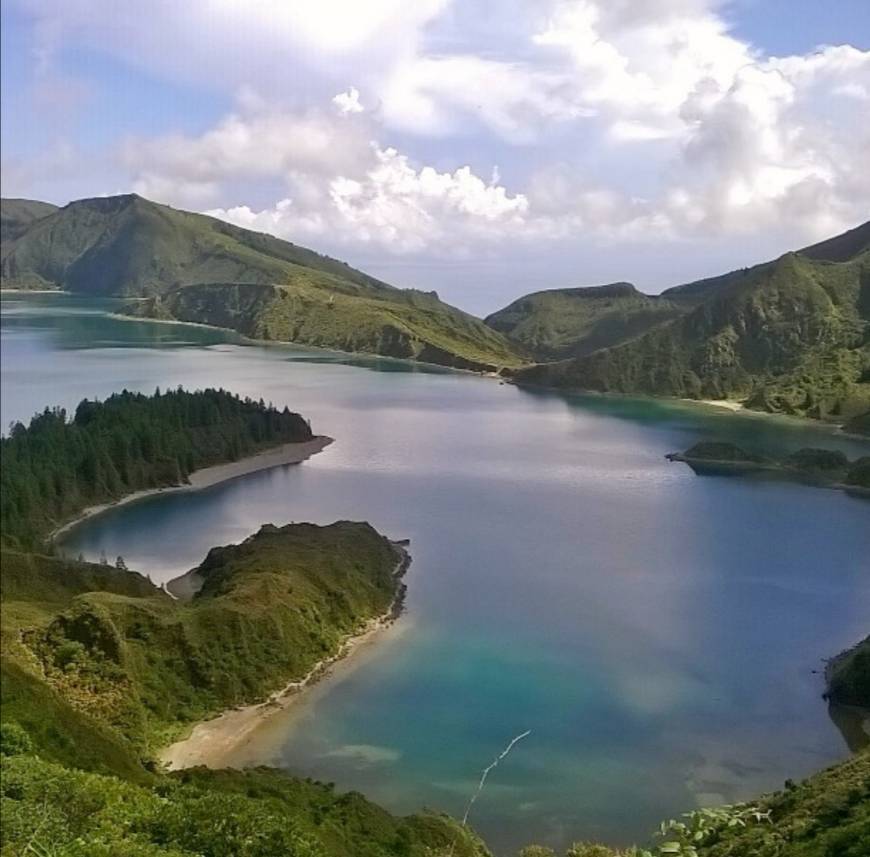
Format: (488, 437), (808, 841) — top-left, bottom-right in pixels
(8, 0), (870, 273)
(207, 145), (529, 255)
(120, 98), (375, 209)
(333, 87), (365, 114)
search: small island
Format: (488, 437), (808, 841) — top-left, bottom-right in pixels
(666, 441), (870, 498)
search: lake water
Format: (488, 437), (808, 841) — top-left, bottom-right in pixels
(3, 292), (869, 855)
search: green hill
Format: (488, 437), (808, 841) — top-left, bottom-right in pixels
(514, 227), (870, 421)
(0, 198), (59, 268)
(131, 279), (525, 371)
(484, 282), (683, 360)
(0, 194), (524, 371)
(0, 541), (486, 857)
(1, 521), (405, 754)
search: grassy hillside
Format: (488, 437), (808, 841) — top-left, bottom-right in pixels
(1, 521), (404, 752)
(484, 283), (683, 360)
(515, 247), (870, 420)
(0, 754), (487, 857)
(0, 194), (392, 296)
(1, 194), (525, 371)
(133, 280), (526, 371)
(0, 198), (59, 257)
(0, 527), (489, 857)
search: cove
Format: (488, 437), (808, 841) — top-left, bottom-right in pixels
(3, 292), (869, 855)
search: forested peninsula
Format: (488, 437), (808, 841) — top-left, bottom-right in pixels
(0, 387), (315, 548)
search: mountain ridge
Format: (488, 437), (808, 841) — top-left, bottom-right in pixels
(507, 223), (870, 420)
(5, 195), (869, 419)
(1, 194), (525, 371)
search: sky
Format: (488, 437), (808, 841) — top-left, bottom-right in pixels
(2, 1), (869, 314)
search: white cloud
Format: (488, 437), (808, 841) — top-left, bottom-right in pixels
(10, 0), (870, 274)
(207, 145), (529, 255)
(333, 87), (365, 114)
(120, 99), (375, 209)
(378, 54), (589, 140)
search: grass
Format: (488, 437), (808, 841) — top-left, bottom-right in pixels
(3, 193), (526, 371)
(2, 522), (404, 754)
(0, 525), (491, 857)
(516, 251), (870, 421)
(484, 283), (683, 361)
(0, 754), (488, 857)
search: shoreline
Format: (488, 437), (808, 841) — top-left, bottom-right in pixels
(50, 436), (333, 542)
(1, 288), (67, 294)
(159, 545), (411, 771)
(666, 452), (870, 501)
(6, 292), (864, 437)
(113, 308), (520, 377)
(694, 398), (745, 412)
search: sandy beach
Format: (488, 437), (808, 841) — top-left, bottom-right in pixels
(159, 547), (410, 771)
(50, 435), (333, 541)
(695, 399), (745, 412)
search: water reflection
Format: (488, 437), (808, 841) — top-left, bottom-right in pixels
(3, 291), (869, 855)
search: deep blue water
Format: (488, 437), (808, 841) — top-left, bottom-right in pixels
(2, 292), (868, 855)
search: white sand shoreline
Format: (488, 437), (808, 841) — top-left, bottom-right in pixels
(695, 398), (745, 412)
(159, 547), (410, 771)
(50, 436), (333, 541)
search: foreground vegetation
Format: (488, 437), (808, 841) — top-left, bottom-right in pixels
(0, 529), (491, 856)
(518, 750), (869, 857)
(0, 387), (312, 548)
(0, 749), (485, 857)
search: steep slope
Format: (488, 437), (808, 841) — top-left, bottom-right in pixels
(1, 194), (525, 370)
(3, 522), (404, 753)
(0, 198), (59, 267)
(826, 636), (870, 708)
(134, 280), (525, 370)
(0, 546), (486, 857)
(799, 219), (870, 263)
(516, 226), (870, 420)
(0, 194), (393, 296)
(485, 282), (683, 360)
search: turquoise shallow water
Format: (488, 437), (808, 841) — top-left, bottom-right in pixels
(3, 292), (869, 854)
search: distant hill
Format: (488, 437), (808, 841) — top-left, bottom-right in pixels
(0, 194), (524, 371)
(0, 198), (59, 262)
(485, 281), (683, 360)
(513, 222), (870, 420)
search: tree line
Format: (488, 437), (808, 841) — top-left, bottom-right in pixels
(1, 387), (313, 549)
